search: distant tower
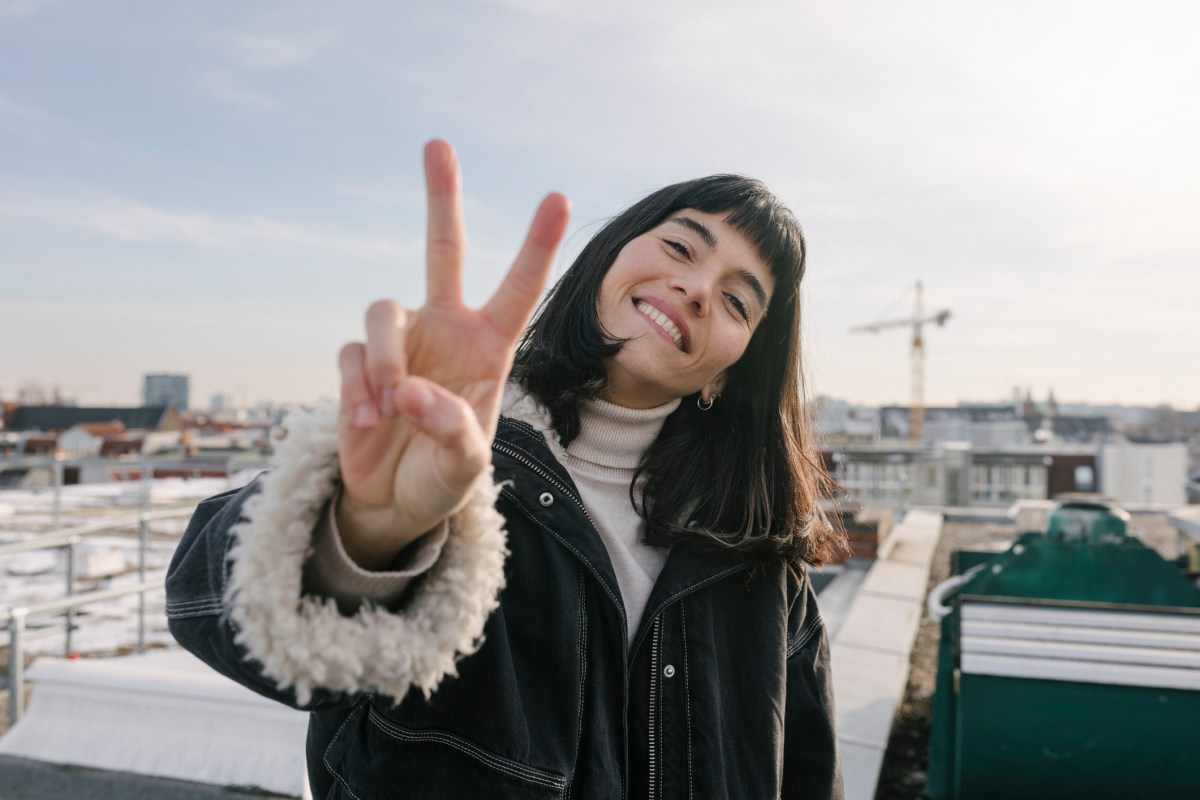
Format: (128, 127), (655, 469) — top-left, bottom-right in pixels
(144, 373), (190, 410)
(1022, 388), (1036, 418)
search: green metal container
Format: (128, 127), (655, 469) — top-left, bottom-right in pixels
(927, 499), (1200, 800)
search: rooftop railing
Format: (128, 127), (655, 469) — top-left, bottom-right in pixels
(1, 455), (267, 727)
(4, 578), (165, 726)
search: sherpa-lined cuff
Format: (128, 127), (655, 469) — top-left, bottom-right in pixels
(225, 403), (508, 705)
(302, 490), (449, 615)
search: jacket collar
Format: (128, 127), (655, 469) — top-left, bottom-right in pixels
(492, 417), (624, 621)
(493, 416), (753, 656)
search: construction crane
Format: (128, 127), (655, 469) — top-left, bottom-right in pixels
(849, 281), (951, 444)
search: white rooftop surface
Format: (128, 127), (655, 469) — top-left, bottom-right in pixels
(0, 649), (310, 797)
(830, 509), (943, 800)
(1170, 506), (1200, 540)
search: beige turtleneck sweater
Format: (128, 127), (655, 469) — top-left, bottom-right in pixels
(304, 390), (679, 641)
(560, 396), (678, 638)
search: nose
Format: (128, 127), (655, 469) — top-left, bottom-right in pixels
(668, 269), (716, 316)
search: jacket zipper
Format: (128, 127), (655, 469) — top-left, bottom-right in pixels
(492, 441), (601, 533)
(648, 616), (661, 800)
(496, 436), (677, 800)
(493, 438), (631, 645)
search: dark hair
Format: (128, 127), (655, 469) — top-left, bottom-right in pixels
(511, 175), (844, 567)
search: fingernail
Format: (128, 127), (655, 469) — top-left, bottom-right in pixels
(353, 403), (379, 427)
(380, 387), (394, 416)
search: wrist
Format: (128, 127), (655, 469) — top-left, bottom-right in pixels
(335, 488), (429, 570)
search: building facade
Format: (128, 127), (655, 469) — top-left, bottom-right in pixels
(824, 445), (1099, 509)
(143, 374), (190, 410)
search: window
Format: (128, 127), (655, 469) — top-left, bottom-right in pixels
(1074, 465), (1094, 492)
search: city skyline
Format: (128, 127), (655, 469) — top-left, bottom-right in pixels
(2, 3), (1197, 409)
(3, 373), (1195, 415)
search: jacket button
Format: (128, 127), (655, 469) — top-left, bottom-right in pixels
(538, 492), (554, 507)
(663, 664), (675, 678)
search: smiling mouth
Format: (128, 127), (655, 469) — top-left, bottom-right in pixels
(635, 300), (685, 351)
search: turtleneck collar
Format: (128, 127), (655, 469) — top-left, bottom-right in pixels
(565, 396), (681, 471)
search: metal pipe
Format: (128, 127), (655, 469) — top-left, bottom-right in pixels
(138, 510), (148, 653)
(8, 608), (27, 727)
(927, 564), (986, 622)
(137, 458), (151, 654)
(0, 507), (195, 558)
(10, 579), (162, 620)
(65, 536), (80, 655)
(51, 456), (63, 530)
(141, 457), (151, 508)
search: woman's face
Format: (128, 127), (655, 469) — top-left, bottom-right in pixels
(596, 209), (775, 409)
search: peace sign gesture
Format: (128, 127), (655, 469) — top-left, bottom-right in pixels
(335, 141), (570, 569)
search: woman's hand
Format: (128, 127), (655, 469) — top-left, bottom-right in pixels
(335, 140), (570, 569)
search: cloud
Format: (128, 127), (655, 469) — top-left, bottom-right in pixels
(196, 69), (276, 110)
(0, 189), (415, 259)
(338, 184), (422, 206)
(230, 33), (329, 69)
(195, 32), (330, 109)
(0, 94), (49, 123)
(0, 0), (56, 17)
(0, 92), (58, 141)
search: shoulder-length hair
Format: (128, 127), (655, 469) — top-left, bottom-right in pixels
(510, 175), (844, 567)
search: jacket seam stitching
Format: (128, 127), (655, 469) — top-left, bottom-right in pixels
(500, 417), (541, 438)
(682, 603), (694, 800)
(164, 598), (221, 608)
(787, 613), (824, 659)
(568, 566), (587, 800)
(321, 697), (370, 800)
(164, 606), (224, 620)
(635, 562), (750, 654)
(652, 563), (749, 614)
(500, 488), (625, 617)
(367, 706), (567, 792)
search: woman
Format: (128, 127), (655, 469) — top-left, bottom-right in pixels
(167, 140), (845, 799)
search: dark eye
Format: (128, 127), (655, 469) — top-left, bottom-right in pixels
(726, 293), (749, 321)
(665, 239), (691, 259)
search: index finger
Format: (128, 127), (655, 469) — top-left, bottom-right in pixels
(482, 192), (570, 339)
(424, 140), (465, 305)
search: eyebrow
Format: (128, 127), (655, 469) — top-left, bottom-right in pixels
(734, 268), (770, 311)
(669, 216), (769, 312)
(669, 216), (718, 249)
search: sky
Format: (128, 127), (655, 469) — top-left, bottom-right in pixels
(1, 0), (1197, 410)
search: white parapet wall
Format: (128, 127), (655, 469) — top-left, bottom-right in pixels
(1100, 441), (1188, 506)
(0, 648), (310, 797)
(830, 509), (943, 800)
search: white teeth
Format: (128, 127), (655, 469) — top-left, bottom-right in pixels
(636, 301), (684, 349)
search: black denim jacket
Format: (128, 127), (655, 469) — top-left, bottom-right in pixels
(166, 415), (842, 799)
